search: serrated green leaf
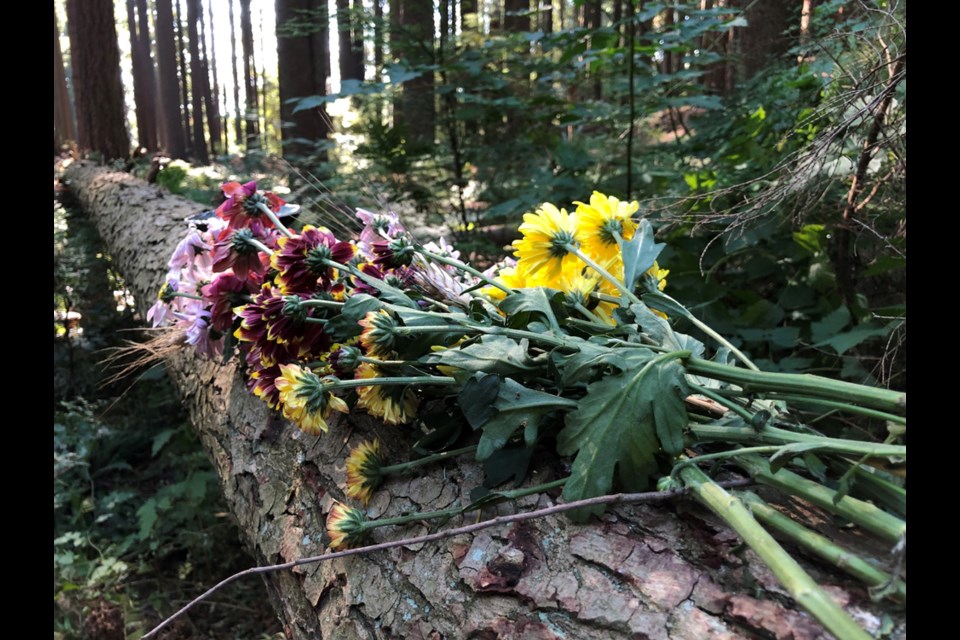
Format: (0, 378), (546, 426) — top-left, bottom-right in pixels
(481, 446), (535, 488)
(618, 219), (665, 295)
(557, 353), (689, 520)
(642, 290), (688, 319)
(653, 361), (689, 456)
(477, 378), (577, 460)
(423, 335), (549, 376)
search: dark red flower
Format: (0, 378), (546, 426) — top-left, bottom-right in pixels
(216, 181), (286, 230)
(271, 225), (356, 295)
(201, 272), (259, 333)
(211, 222), (276, 281)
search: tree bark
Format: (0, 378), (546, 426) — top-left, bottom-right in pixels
(187, 0), (211, 164)
(241, 0), (261, 150)
(156, 0), (187, 158)
(276, 0), (332, 160)
(392, 0), (436, 150)
(65, 0), (130, 160)
(126, 0), (157, 152)
(230, 0), (244, 149)
(54, 11), (76, 153)
(63, 164), (907, 640)
(337, 0), (365, 82)
(200, 0), (223, 156)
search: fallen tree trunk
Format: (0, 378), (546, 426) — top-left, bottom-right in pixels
(62, 162), (905, 640)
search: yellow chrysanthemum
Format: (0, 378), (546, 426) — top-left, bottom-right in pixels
(574, 191), (639, 264)
(556, 260), (621, 325)
(511, 202), (586, 280)
(275, 364), (350, 435)
(345, 439), (384, 505)
(354, 363), (419, 426)
(326, 500), (369, 549)
(647, 261), (669, 291)
(358, 310), (398, 359)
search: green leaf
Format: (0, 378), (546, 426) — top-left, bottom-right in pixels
(557, 352), (689, 520)
(769, 443), (828, 472)
(642, 290), (689, 320)
(386, 63), (423, 84)
(291, 95), (333, 113)
(653, 361), (689, 456)
(479, 446), (536, 492)
(813, 322), (893, 355)
(498, 287), (563, 332)
(459, 373), (501, 429)
(136, 498), (158, 540)
(550, 337), (629, 386)
(810, 305), (851, 344)
(325, 294), (383, 341)
(477, 377), (577, 460)
(793, 224), (826, 254)
(423, 335), (549, 377)
(618, 219), (665, 295)
(631, 303), (705, 358)
(151, 429), (176, 457)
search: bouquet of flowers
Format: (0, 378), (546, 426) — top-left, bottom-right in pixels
(149, 180), (905, 639)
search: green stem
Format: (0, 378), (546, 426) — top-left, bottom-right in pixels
(824, 458), (906, 518)
(256, 202), (294, 238)
(671, 446), (786, 480)
(393, 323), (567, 349)
(686, 357), (906, 413)
(324, 376), (458, 391)
(573, 301), (609, 325)
(566, 244), (642, 304)
(738, 492), (905, 602)
(679, 466), (872, 640)
(417, 248), (513, 296)
(300, 299), (345, 310)
(358, 356), (419, 368)
(688, 424), (906, 458)
(170, 292), (205, 301)
(687, 381), (755, 422)
(764, 393), (906, 426)
(378, 446), (479, 476)
(735, 454), (906, 545)
(656, 290), (759, 371)
(242, 235), (276, 256)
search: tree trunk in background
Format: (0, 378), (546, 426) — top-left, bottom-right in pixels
(175, 0), (193, 156)
(739, 0), (796, 80)
(373, 0), (384, 70)
(65, 0), (129, 160)
(241, 0), (261, 150)
(54, 11), (76, 153)
(64, 162), (907, 640)
(200, 1), (223, 156)
(156, 0), (186, 158)
(540, 0), (553, 34)
(337, 0), (365, 82)
(504, 0), (528, 33)
(586, 0), (602, 99)
(276, 0), (331, 160)
(229, 0), (243, 149)
(126, 0), (157, 152)
(187, 0), (211, 164)
(392, 0), (436, 150)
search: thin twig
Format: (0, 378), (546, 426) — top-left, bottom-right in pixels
(142, 478), (755, 639)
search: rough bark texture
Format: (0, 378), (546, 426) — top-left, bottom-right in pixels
(65, 0), (129, 160)
(276, 0), (332, 160)
(63, 163), (906, 640)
